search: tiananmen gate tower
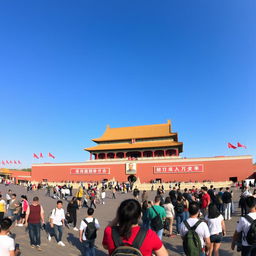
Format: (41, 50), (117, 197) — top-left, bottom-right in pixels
(31, 121), (254, 183)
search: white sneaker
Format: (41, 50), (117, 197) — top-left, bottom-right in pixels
(58, 241), (65, 246)
(73, 227), (78, 231)
(48, 234), (51, 241)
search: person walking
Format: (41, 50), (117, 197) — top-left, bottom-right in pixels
(102, 199), (168, 256)
(205, 203), (226, 256)
(174, 194), (185, 235)
(101, 189), (106, 205)
(180, 201), (211, 256)
(147, 196), (166, 240)
(0, 194), (6, 223)
(222, 187), (232, 220)
(67, 197), (79, 231)
(0, 218), (18, 256)
(201, 187), (211, 217)
(49, 200), (66, 246)
(25, 196), (45, 251)
(231, 196), (256, 255)
(163, 197), (175, 237)
(79, 208), (100, 256)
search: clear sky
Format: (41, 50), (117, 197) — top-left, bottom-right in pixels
(0, 0), (255, 168)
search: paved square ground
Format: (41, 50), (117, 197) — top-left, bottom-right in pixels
(0, 184), (242, 256)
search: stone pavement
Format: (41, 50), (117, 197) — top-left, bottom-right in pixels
(0, 184), (242, 256)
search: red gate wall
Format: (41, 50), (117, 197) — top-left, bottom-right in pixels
(31, 156), (253, 183)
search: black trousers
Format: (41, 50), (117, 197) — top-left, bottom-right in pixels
(0, 212), (4, 223)
(70, 212), (77, 227)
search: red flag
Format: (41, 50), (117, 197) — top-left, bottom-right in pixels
(14, 160), (17, 164)
(6, 160), (9, 164)
(237, 142), (247, 149)
(18, 160), (21, 164)
(33, 153), (39, 159)
(228, 143), (237, 149)
(10, 160), (13, 164)
(48, 152), (55, 159)
(39, 153), (43, 158)
(1, 161), (5, 165)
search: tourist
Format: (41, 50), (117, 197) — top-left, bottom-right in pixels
(133, 186), (140, 200)
(163, 197), (175, 237)
(147, 195), (166, 240)
(207, 185), (216, 205)
(0, 194), (6, 223)
(5, 190), (12, 208)
(169, 187), (177, 204)
(79, 207), (100, 256)
(174, 194), (184, 235)
(102, 199), (168, 256)
(200, 187), (210, 217)
(7, 194), (19, 221)
(67, 197), (79, 231)
(49, 200), (66, 246)
(76, 186), (84, 208)
(180, 201), (211, 256)
(222, 187), (232, 220)
(25, 196), (45, 251)
(18, 195), (29, 226)
(216, 188), (224, 214)
(101, 188), (106, 204)
(89, 191), (97, 209)
(141, 200), (150, 229)
(231, 196), (256, 255)
(141, 190), (148, 203)
(205, 203), (226, 256)
(0, 218), (19, 256)
(112, 187), (116, 199)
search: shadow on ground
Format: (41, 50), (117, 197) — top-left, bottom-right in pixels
(67, 233), (107, 256)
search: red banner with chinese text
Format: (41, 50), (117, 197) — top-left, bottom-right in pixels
(70, 168), (110, 175)
(154, 165), (204, 174)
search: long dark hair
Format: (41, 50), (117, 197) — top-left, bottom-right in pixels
(117, 199), (141, 239)
(208, 203), (220, 219)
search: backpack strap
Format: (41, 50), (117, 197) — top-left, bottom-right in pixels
(132, 228), (147, 249)
(183, 220), (191, 231)
(112, 227), (124, 247)
(92, 218), (95, 223)
(83, 218), (89, 225)
(191, 220), (202, 231)
(152, 206), (160, 217)
(244, 215), (254, 224)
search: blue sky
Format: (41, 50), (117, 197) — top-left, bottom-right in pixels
(0, 0), (255, 168)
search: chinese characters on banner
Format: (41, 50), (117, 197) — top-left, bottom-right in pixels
(154, 165), (203, 174)
(70, 168), (110, 175)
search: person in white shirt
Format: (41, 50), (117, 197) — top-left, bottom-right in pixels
(0, 218), (18, 256)
(231, 196), (256, 256)
(79, 207), (100, 256)
(205, 203), (226, 256)
(49, 200), (65, 246)
(163, 197), (175, 237)
(180, 201), (211, 256)
(101, 189), (106, 204)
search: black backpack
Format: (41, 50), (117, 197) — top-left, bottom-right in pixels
(175, 202), (184, 214)
(150, 206), (164, 231)
(111, 227), (147, 256)
(244, 215), (256, 245)
(83, 218), (97, 240)
(222, 192), (231, 204)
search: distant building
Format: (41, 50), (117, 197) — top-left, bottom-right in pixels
(86, 120), (183, 159)
(31, 121), (254, 183)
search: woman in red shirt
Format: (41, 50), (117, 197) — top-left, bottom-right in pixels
(102, 199), (168, 256)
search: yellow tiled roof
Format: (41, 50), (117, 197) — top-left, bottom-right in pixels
(92, 121), (175, 142)
(85, 140), (183, 151)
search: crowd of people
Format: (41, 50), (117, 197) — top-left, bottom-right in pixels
(0, 181), (256, 256)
